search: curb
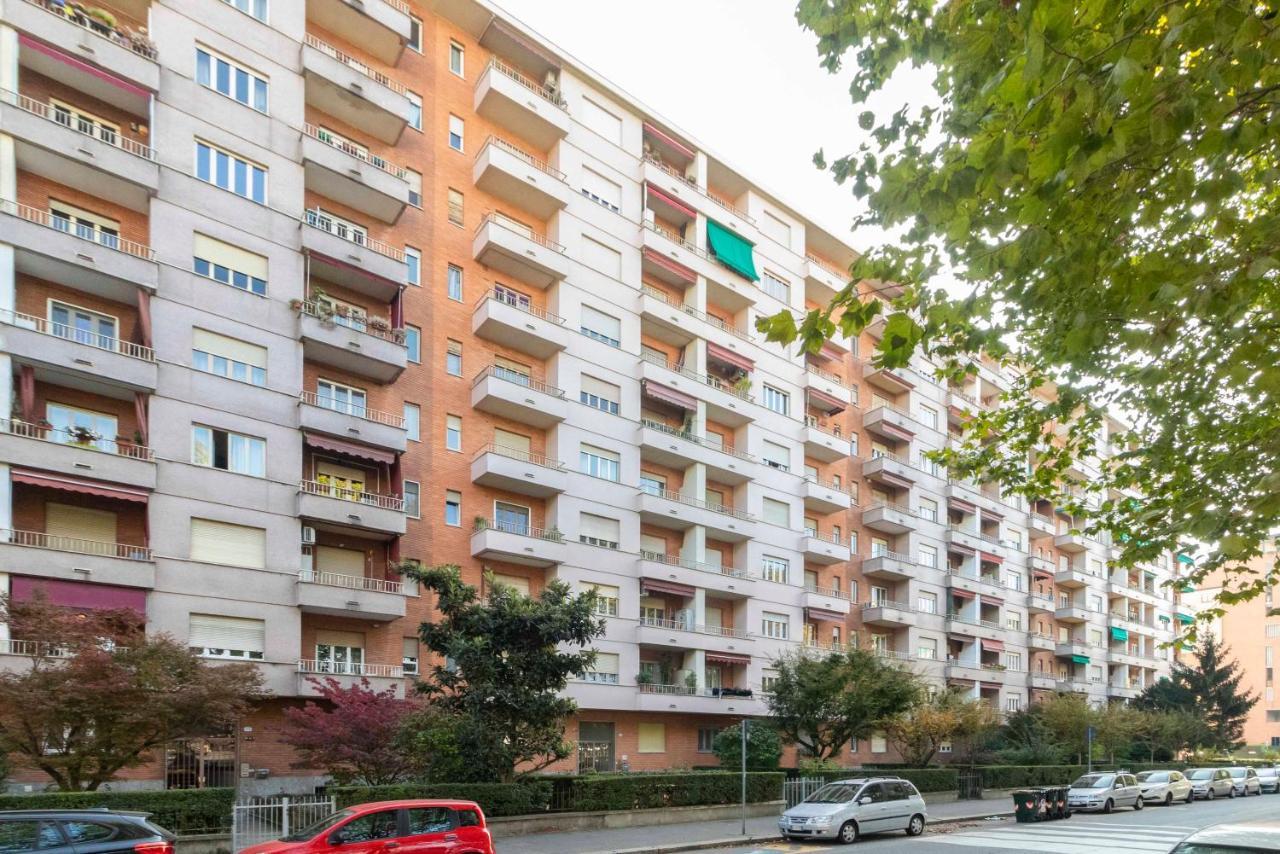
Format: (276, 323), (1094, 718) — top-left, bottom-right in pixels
(575, 807), (1016, 853)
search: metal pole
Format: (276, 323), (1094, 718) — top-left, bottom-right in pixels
(281, 796), (290, 838)
(740, 719), (747, 836)
(1086, 727), (1093, 774)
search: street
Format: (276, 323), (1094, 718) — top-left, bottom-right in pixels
(702, 793), (1279, 853)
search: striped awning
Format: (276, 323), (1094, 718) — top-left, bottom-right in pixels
(304, 432), (395, 465)
(641, 578), (695, 598)
(981, 638), (1005, 652)
(642, 247), (697, 284)
(707, 341), (754, 373)
(10, 469), (148, 503)
(646, 183), (697, 219)
(807, 388), (846, 415)
(706, 651), (751, 666)
(951, 589), (976, 600)
(805, 606), (846, 622)
(642, 379), (697, 411)
(980, 551), (1004, 565)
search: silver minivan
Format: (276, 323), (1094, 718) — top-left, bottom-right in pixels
(1067, 772), (1144, 812)
(779, 778), (928, 844)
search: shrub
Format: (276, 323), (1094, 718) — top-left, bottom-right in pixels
(568, 772), (784, 812)
(0, 788), (234, 835)
(712, 723), (782, 770)
(805, 768), (958, 793)
(332, 781), (552, 817)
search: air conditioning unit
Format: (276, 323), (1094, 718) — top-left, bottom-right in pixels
(301, 526), (316, 545)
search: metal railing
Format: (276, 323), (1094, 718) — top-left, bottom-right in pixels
(6, 528), (151, 560)
(298, 299), (406, 345)
(638, 683), (695, 695)
(804, 584), (850, 601)
(638, 614), (749, 639)
(475, 212), (566, 253)
(475, 289), (565, 324)
(304, 34), (408, 94)
(642, 219), (711, 262)
(1, 199), (154, 259)
(641, 285), (752, 342)
(302, 122), (406, 179)
(866, 500), (917, 517)
(474, 518), (564, 541)
(23, 0), (157, 59)
(4, 90), (155, 158)
(299, 479), (404, 511)
(472, 364), (566, 398)
(299, 391), (405, 428)
(803, 474), (855, 498)
(474, 442), (565, 470)
(485, 58), (567, 109)
(639, 486), (754, 521)
(297, 569), (406, 595)
(863, 600), (912, 612)
(0, 309), (155, 361)
(304, 209), (404, 261)
(805, 253), (846, 279)
(1, 417), (154, 460)
(868, 549), (913, 563)
(479, 135), (566, 180)
(803, 530), (845, 547)
(804, 364), (847, 386)
(639, 418), (752, 461)
(297, 659), (403, 678)
(638, 549), (753, 579)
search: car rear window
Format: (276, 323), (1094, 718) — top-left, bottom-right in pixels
(406, 808), (453, 835)
(456, 810), (481, 828)
(62, 821), (121, 844)
(0, 820), (64, 852)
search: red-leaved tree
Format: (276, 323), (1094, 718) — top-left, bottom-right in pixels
(281, 678), (421, 785)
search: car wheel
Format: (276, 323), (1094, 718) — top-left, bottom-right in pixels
(906, 814), (925, 837)
(1229, 787), (1237, 799)
(1206, 789), (1215, 800)
(1164, 793), (1172, 806)
(1103, 799), (1114, 814)
(1186, 791), (1194, 804)
(1134, 796), (1144, 811)
(838, 820), (858, 844)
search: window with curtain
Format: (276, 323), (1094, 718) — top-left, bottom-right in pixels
(192, 425), (265, 476)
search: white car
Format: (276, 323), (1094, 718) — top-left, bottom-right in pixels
(1227, 767), (1264, 796)
(1137, 770), (1193, 805)
(1187, 767), (1236, 799)
(779, 777), (928, 844)
(1068, 772), (1144, 813)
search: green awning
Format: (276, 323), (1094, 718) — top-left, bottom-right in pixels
(1157, 615), (1171, 623)
(1176, 612), (1194, 624)
(1180, 584), (1195, 593)
(1178, 553), (1195, 565)
(1071, 654), (1090, 665)
(1110, 627), (1129, 642)
(706, 219), (759, 282)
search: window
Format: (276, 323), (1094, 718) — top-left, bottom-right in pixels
(761, 612), (789, 639)
(762, 556), (789, 584)
(192, 328), (266, 386)
(408, 16), (422, 52)
(580, 305), (621, 347)
(1006, 695), (1022, 712)
(579, 445), (620, 481)
(402, 638), (419, 675)
(221, 0), (266, 20)
(581, 166), (622, 213)
(407, 91), (422, 131)
(190, 519), (265, 568)
(763, 385), (789, 415)
(580, 375), (620, 415)
(449, 40), (464, 75)
(404, 325), (421, 363)
(492, 573), (530, 596)
(919, 405), (939, 430)
(584, 583), (619, 617)
(405, 246), (421, 285)
(196, 47), (268, 112)
(403, 481), (420, 518)
(1006, 613), (1023, 631)
(760, 211), (791, 247)
(584, 652), (619, 684)
(1006, 652), (1022, 670)
(447, 263), (463, 299)
(194, 233), (267, 295)
(45, 404), (116, 452)
(316, 630), (365, 675)
(761, 270), (790, 303)
(189, 614), (265, 660)
(581, 235), (623, 278)
(448, 114), (464, 151)
(919, 544), (938, 568)
(917, 592), (937, 614)
(871, 735), (887, 754)
(50, 201), (119, 247)
(444, 490), (461, 526)
(192, 426), (265, 476)
(445, 414), (462, 451)
(579, 513), (620, 549)
(317, 379), (365, 416)
(918, 498), (938, 522)
(195, 140), (266, 203)
(697, 727), (717, 753)
(762, 440), (790, 471)
(581, 97), (623, 145)
(446, 339), (463, 376)
(46, 300), (115, 349)
(406, 169), (421, 207)
(637, 722), (665, 753)
(404, 404), (420, 442)
(918, 638), (938, 660)
(762, 497), (790, 527)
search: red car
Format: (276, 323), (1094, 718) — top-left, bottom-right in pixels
(241, 800), (494, 854)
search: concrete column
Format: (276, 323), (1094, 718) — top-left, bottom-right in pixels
(691, 151), (708, 190)
(690, 648), (706, 693)
(693, 586), (706, 628)
(0, 243), (14, 316)
(0, 134), (14, 209)
(0, 463), (10, 537)
(0, 25), (17, 98)
(680, 524), (705, 566)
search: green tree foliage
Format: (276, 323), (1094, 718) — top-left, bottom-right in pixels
(711, 722), (783, 770)
(1038, 693), (1093, 765)
(990, 706), (1065, 766)
(883, 688), (996, 767)
(765, 648), (922, 761)
(1135, 634), (1257, 751)
(405, 565), (604, 782)
(761, 0), (1280, 618)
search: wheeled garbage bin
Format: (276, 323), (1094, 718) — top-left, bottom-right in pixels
(1013, 788), (1047, 822)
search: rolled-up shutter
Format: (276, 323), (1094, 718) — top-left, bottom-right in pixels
(580, 305), (621, 342)
(194, 233), (268, 279)
(493, 429), (531, 454)
(316, 629), (364, 648)
(591, 652), (619, 675)
(190, 518), (265, 568)
(189, 615), (265, 654)
(761, 440), (790, 470)
(46, 503), (117, 544)
(192, 329), (266, 368)
(762, 497), (790, 526)
(579, 513), (620, 543)
(492, 573), (530, 595)
(315, 546), (365, 578)
(581, 375), (620, 403)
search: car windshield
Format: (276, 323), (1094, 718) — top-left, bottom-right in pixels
(1137, 771), (1169, 782)
(1188, 769), (1215, 780)
(804, 783), (860, 804)
(1258, 769), (1278, 778)
(1228, 769), (1247, 779)
(1072, 774), (1115, 789)
(281, 809), (353, 842)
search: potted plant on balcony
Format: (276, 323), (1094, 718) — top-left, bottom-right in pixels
(473, 515), (488, 532)
(635, 670), (654, 688)
(733, 373), (752, 395)
(684, 671), (698, 693)
(288, 298), (305, 311)
(69, 425), (99, 447)
(85, 6), (116, 33)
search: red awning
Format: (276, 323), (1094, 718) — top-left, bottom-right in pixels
(642, 247), (697, 284)
(981, 594), (1004, 604)
(948, 542), (977, 555)
(641, 578), (696, 597)
(19, 35), (153, 98)
(983, 507), (1005, 519)
(304, 433), (395, 465)
(951, 589), (976, 600)
(10, 469), (148, 503)
(1032, 566), (1054, 578)
(981, 639), (1005, 652)
(947, 633), (975, 643)
(11, 576), (146, 616)
(808, 388), (846, 415)
(706, 651), (751, 666)
(871, 470), (914, 490)
(643, 122), (696, 161)
(876, 421), (915, 442)
(805, 606), (846, 622)
(307, 250), (401, 289)
(948, 497), (978, 515)
(642, 379), (697, 411)
(980, 551), (1004, 565)
(706, 341), (754, 373)
(646, 183), (697, 219)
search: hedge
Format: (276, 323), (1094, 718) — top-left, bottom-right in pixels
(567, 772), (784, 812)
(805, 768), (959, 793)
(332, 781), (553, 817)
(0, 788), (234, 835)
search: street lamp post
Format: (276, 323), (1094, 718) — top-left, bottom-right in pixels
(740, 718), (748, 836)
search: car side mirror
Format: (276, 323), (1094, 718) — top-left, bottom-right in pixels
(859, 796), (873, 805)
(328, 832), (346, 846)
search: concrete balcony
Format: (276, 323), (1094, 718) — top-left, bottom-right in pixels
(296, 660), (405, 698)
(804, 255), (848, 302)
(472, 214), (570, 289)
(801, 477), (853, 514)
(1026, 594), (1055, 614)
(471, 291), (569, 359)
(473, 136), (572, 220)
(863, 552), (915, 582)
(1108, 649), (1145, 668)
(3, 92), (157, 213)
(636, 553), (757, 600)
(298, 307), (407, 383)
(297, 480), (406, 536)
(302, 34), (413, 144)
(470, 366), (568, 429)
(474, 59), (571, 150)
(946, 526), (987, 554)
(302, 209), (406, 301)
(1054, 532), (1088, 553)
(0, 530), (154, 589)
(298, 392), (406, 454)
(635, 617), (753, 658)
(634, 684), (766, 716)
(1107, 684), (1140, 700)
(1030, 673), (1057, 690)
(306, 0), (412, 65)
(802, 367), (853, 410)
(636, 420), (755, 484)
(1, 309), (156, 392)
(863, 404), (919, 441)
(802, 421), (847, 462)
(1054, 641), (1092, 660)
(639, 220), (756, 306)
(1028, 513), (1056, 540)
(301, 124), (410, 224)
(636, 488), (757, 543)
(470, 521), (566, 568)
(801, 587), (852, 617)
(800, 533), (851, 565)
(296, 569), (408, 622)
(861, 602), (916, 628)
(0, 419), (155, 489)
(1054, 567), (1093, 589)
(1028, 634), (1055, 651)
(862, 502), (917, 535)
(470, 444), (568, 498)
(863, 452), (918, 487)
(945, 661), (986, 683)
(1054, 605), (1091, 624)
(864, 366), (914, 395)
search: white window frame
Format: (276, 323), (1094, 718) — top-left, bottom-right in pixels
(195, 140), (267, 204)
(449, 40), (464, 76)
(196, 45), (269, 112)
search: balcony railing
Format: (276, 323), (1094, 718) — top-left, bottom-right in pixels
(299, 391), (405, 428)
(298, 569), (407, 595)
(472, 364), (565, 398)
(805, 364), (848, 387)
(304, 209), (404, 262)
(4, 90), (155, 158)
(474, 518), (563, 541)
(6, 528), (151, 560)
(803, 474), (855, 499)
(304, 34), (407, 94)
(804, 530), (845, 547)
(867, 500), (917, 517)
(804, 415), (843, 438)
(0, 309), (154, 361)
(641, 285), (751, 342)
(485, 58), (567, 109)
(1, 417), (154, 460)
(638, 682), (695, 696)
(639, 486), (754, 521)
(302, 122), (406, 179)
(870, 549), (914, 563)
(639, 418), (753, 462)
(474, 212), (566, 253)
(1, 199), (154, 260)
(863, 600), (912, 612)
(475, 289), (565, 325)
(641, 154), (754, 224)
(804, 584), (851, 601)
(297, 659), (403, 678)
(805, 253), (846, 280)
(479, 135), (566, 180)
(299, 479), (404, 511)
(642, 219), (711, 262)
(639, 614), (749, 639)
(23, 0), (157, 59)
(474, 442), (565, 471)
(298, 299), (406, 345)
(638, 549), (753, 580)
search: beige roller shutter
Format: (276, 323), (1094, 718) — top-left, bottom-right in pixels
(581, 375), (619, 402)
(45, 503), (117, 544)
(579, 513), (619, 542)
(190, 518), (266, 568)
(193, 233), (268, 279)
(703, 607), (722, 629)
(316, 629), (364, 648)
(639, 534), (666, 556)
(315, 546), (365, 578)
(493, 429), (530, 454)
(188, 614), (265, 653)
(591, 651), (619, 675)
(192, 328), (266, 367)
(316, 461), (367, 483)
(492, 573), (530, 596)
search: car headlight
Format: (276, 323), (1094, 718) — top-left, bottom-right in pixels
(809, 816), (833, 826)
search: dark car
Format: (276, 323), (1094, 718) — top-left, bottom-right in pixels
(240, 800), (494, 854)
(1171, 819), (1280, 853)
(0, 809), (175, 853)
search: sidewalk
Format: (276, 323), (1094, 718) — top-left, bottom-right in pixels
(497, 798), (1014, 854)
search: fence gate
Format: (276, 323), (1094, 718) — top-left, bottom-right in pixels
(232, 795), (335, 853)
(783, 777), (826, 808)
(957, 772), (984, 800)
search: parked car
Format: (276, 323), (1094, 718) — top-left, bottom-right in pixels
(1226, 767), (1264, 797)
(779, 777), (928, 844)
(1171, 819), (1280, 853)
(239, 800), (494, 854)
(1257, 766), (1280, 794)
(1067, 771), (1144, 813)
(1137, 769), (1194, 805)
(1187, 768), (1237, 800)
(0, 809), (175, 853)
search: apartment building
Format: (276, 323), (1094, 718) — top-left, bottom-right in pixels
(0, 0), (1183, 791)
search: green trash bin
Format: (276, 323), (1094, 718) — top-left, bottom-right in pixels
(1013, 788), (1047, 823)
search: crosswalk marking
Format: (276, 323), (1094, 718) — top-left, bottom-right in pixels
(927, 820), (1188, 853)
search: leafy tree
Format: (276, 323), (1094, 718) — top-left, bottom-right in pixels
(281, 678), (422, 785)
(0, 595), (262, 790)
(883, 689), (969, 767)
(406, 565), (603, 782)
(760, 0), (1280, 618)
(1093, 702), (1142, 764)
(712, 722), (782, 770)
(1039, 693), (1093, 764)
(766, 648), (922, 761)
(1135, 635), (1257, 751)
(1130, 708), (1203, 763)
(992, 706), (1065, 766)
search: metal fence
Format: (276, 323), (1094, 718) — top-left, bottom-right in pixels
(783, 777), (827, 808)
(232, 795), (335, 852)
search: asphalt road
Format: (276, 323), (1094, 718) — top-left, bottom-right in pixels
(703, 790), (1280, 854)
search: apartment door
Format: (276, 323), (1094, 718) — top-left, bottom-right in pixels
(45, 403), (117, 452)
(577, 722), (615, 773)
(315, 630), (365, 675)
(49, 302), (117, 349)
(494, 501), (530, 535)
(316, 461), (367, 501)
